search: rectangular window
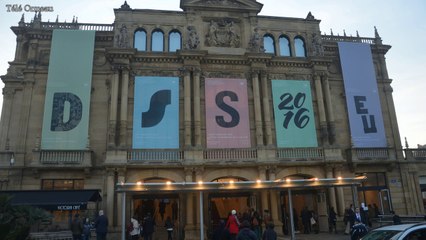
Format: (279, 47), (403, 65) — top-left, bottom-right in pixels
(41, 179), (84, 190)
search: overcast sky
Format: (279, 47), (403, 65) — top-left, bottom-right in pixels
(0, 0), (425, 147)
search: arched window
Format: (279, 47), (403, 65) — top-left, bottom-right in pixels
(294, 36), (306, 57)
(152, 30), (164, 52)
(279, 35), (291, 57)
(134, 29), (147, 51)
(169, 31), (181, 52)
(263, 34), (275, 54)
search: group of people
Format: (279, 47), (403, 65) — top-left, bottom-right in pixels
(70, 210), (108, 240)
(213, 209), (277, 240)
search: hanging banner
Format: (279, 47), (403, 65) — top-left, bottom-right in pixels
(41, 30), (95, 150)
(338, 42), (386, 147)
(132, 76), (179, 149)
(272, 80), (318, 148)
(205, 78), (251, 148)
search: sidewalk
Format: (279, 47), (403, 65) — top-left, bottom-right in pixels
(279, 232), (350, 240)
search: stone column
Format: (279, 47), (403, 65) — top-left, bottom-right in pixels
(260, 72), (272, 146)
(14, 34), (24, 61)
(314, 74), (328, 143)
(383, 85), (404, 159)
(185, 168), (194, 226)
(335, 167), (345, 215)
(164, 34), (169, 52)
(108, 70), (120, 147)
(117, 169), (126, 227)
(0, 89), (15, 150)
(194, 69), (202, 147)
(289, 37), (296, 57)
(16, 80), (34, 151)
(322, 74), (336, 144)
(119, 69), (129, 148)
(268, 168), (282, 233)
(194, 168), (204, 228)
(258, 166), (269, 215)
(252, 71), (264, 146)
(183, 68), (192, 147)
(106, 169), (115, 227)
(27, 39), (38, 68)
(326, 167), (337, 211)
(147, 32), (152, 51)
(275, 37), (281, 56)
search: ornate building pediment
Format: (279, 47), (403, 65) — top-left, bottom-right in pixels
(180, 0), (263, 13)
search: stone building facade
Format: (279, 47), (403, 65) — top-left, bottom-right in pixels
(1, 0), (426, 239)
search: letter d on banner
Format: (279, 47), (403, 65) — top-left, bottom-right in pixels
(41, 30), (95, 150)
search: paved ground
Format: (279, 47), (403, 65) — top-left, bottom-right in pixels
(280, 232), (350, 240)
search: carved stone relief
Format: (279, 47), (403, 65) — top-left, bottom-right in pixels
(185, 26), (200, 50)
(205, 19), (240, 48)
(114, 24), (130, 48)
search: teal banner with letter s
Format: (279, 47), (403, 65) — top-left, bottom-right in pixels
(272, 80), (318, 148)
(41, 29), (95, 150)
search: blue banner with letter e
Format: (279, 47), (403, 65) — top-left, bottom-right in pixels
(338, 42), (386, 147)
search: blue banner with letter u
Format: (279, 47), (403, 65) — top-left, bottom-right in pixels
(338, 42), (386, 147)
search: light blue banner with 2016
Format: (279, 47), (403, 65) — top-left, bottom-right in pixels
(132, 76), (179, 149)
(41, 30), (95, 150)
(272, 80), (318, 148)
(338, 42), (386, 148)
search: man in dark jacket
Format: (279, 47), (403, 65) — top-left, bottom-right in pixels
(143, 212), (155, 240)
(236, 220), (257, 240)
(94, 210), (108, 240)
(263, 222), (277, 240)
(71, 213), (83, 240)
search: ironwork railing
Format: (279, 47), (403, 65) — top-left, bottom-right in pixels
(203, 149), (258, 160)
(276, 148), (324, 161)
(39, 150), (87, 164)
(128, 150), (184, 162)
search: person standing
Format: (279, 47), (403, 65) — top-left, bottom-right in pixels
(71, 213), (83, 240)
(226, 210), (240, 240)
(143, 212), (155, 240)
(94, 210), (108, 240)
(164, 216), (174, 240)
(300, 206), (311, 234)
(328, 207), (337, 233)
(262, 222), (277, 240)
(82, 218), (92, 240)
(129, 216), (140, 240)
(236, 220), (257, 240)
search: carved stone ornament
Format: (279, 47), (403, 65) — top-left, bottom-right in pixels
(248, 27), (265, 53)
(115, 24), (130, 48)
(311, 32), (324, 56)
(205, 19), (240, 48)
(185, 26), (200, 50)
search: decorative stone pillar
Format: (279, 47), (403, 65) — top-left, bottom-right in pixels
(322, 74), (336, 144)
(147, 32), (152, 51)
(17, 80), (34, 151)
(116, 169), (126, 227)
(268, 167), (282, 235)
(314, 73), (328, 143)
(335, 167), (345, 215)
(289, 37), (296, 57)
(184, 168), (195, 233)
(326, 167), (337, 211)
(194, 69), (202, 147)
(119, 69), (129, 148)
(260, 72), (272, 146)
(183, 68), (192, 147)
(106, 169), (115, 227)
(108, 70), (120, 147)
(0, 88), (15, 150)
(258, 166), (269, 217)
(251, 71), (264, 146)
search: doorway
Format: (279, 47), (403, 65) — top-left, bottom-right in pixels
(132, 194), (180, 240)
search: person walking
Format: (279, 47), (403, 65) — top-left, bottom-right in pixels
(236, 220), (257, 240)
(226, 210), (240, 240)
(71, 213), (83, 240)
(164, 216), (174, 240)
(94, 210), (108, 240)
(262, 222), (277, 240)
(328, 207), (337, 234)
(129, 216), (140, 240)
(142, 212), (155, 240)
(82, 218), (92, 240)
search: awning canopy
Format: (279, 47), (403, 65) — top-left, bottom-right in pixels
(2, 189), (102, 211)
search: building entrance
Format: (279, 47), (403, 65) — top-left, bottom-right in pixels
(208, 192), (255, 237)
(132, 194), (180, 240)
(281, 190), (319, 234)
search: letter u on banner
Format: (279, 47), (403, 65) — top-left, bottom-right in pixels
(338, 42), (386, 148)
(132, 76), (179, 149)
(41, 30), (95, 150)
